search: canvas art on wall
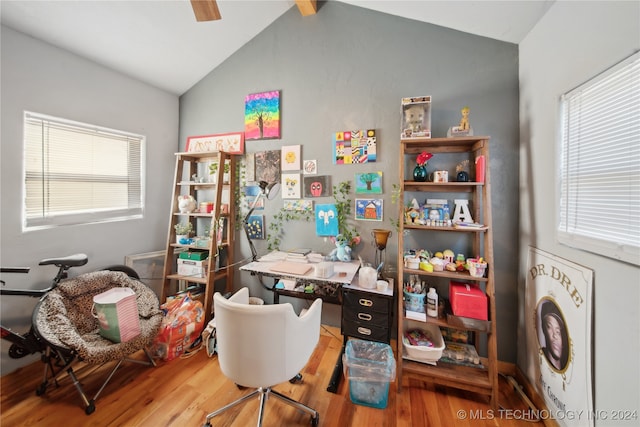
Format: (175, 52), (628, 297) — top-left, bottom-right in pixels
(244, 91), (281, 140)
(283, 199), (313, 212)
(254, 150), (281, 183)
(281, 145), (301, 171)
(303, 175), (331, 198)
(355, 172), (383, 194)
(246, 215), (265, 239)
(333, 129), (377, 164)
(355, 198), (383, 221)
(245, 185), (265, 210)
(282, 173), (301, 199)
(315, 204), (338, 236)
(303, 159), (317, 175)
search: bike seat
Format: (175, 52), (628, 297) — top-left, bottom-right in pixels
(39, 254), (88, 268)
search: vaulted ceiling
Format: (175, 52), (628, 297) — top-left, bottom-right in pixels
(0, 1), (554, 95)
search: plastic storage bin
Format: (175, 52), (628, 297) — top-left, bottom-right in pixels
(343, 339), (396, 409)
(402, 323), (445, 363)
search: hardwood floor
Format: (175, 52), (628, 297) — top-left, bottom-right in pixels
(1, 326), (540, 426)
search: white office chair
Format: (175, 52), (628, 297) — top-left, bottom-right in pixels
(203, 287), (322, 427)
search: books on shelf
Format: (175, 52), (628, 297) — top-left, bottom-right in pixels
(287, 248), (311, 256)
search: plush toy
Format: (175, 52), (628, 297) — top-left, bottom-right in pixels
(327, 234), (352, 262)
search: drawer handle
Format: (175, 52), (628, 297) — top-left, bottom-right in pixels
(357, 313), (372, 321)
(359, 298), (373, 307)
(357, 327), (372, 335)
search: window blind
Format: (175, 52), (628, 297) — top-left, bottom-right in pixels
(23, 112), (145, 230)
(558, 51), (640, 265)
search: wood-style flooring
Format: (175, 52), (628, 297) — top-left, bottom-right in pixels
(1, 326), (542, 426)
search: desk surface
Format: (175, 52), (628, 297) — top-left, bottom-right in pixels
(240, 259), (360, 285)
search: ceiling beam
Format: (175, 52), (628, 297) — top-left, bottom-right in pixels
(295, 0), (317, 16)
(190, 0), (221, 22)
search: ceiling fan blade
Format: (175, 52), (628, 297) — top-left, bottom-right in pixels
(190, 0), (221, 22)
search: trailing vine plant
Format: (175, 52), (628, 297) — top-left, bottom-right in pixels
(266, 180), (360, 251)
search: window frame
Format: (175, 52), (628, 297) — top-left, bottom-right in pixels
(557, 51), (640, 266)
(22, 111), (146, 231)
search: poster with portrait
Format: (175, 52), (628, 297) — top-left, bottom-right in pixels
(524, 247), (593, 427)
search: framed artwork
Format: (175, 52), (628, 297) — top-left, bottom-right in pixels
(244, 153), (256, 182)
(283, 199), (313, 212)
(244, 90), (281, 140)
(186, 132), (244, 154)
(281, 145), (301, 171)
(355, 171), (383, 194)
(303, 159), (317, 175)
(245, 185), (265, 210)
(355, 198), (383, 221)
(281, 173), (301, 199)
(315, 203), (338, 236)
(254, 150), (281, 183)
(303, 175), (331, 198)
(333, 129), (377, 164)
(246, 215), (265, 239)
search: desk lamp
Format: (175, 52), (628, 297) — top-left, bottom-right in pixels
(372, 229), (392, 273)
(243, 180), (281, 261)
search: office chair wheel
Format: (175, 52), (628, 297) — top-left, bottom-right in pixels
(35, 383), (47, 396)
(289, 373), (303, 384)
(85, 401), (95, 415)
(311, 413), (320, 426)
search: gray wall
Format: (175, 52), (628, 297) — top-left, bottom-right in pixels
(0, 26), (179, 373)
(179, 2), (520, 361)
(518, 1), (640, 422)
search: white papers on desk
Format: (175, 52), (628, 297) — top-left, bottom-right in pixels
(259, 251), (288, 262)
(280, 279), (296, 290)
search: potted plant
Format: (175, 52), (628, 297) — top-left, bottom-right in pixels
(174, 222), (193, 244)
(209, 161), (231, 183)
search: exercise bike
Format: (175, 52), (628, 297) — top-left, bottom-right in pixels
(0, 253), (139, 396)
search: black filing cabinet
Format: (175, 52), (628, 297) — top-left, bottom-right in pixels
(341, 286), (394, 343)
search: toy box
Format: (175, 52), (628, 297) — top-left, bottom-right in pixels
(401, 323), (444, 364)
(177, 258), (209, 278)
(401, 96), (432, 139)
(449, 281), (487, 320)
(178, 251), (208, 261)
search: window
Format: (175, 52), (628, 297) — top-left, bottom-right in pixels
(558, 51), (640, 266)
(23, 112), (145, 230)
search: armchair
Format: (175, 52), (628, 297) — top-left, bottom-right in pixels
(203, 287), (321, 427)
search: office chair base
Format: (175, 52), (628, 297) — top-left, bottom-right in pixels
(203, 386), (319, 427)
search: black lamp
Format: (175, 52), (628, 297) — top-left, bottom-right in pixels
(243, 180), (281, 261)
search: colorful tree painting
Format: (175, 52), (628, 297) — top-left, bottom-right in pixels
(244, 91), (281, 140)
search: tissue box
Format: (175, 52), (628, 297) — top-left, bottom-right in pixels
(177, 259), (209, 278)
(449, 281), (487, 320)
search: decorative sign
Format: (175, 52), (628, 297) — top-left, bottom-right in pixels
(332, 129), (377, 164)
(186, 132), (244, 154)
(244, 90), (281, 140)
(524, 247), (593, 427)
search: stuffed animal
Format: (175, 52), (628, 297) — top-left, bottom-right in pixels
(327, 234), (352, 262)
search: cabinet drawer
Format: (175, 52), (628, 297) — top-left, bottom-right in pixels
(342, 306), (389, 329)
(342, 291), (390, 314)
(342, 321), (389, 343)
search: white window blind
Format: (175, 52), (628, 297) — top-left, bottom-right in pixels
(558, 51), (640, 266)
(23, 112), (145, 230)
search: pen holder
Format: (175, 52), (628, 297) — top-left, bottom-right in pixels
(404, 291), (425, 313)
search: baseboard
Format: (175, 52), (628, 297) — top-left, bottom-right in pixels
(498, 361), (560, 427)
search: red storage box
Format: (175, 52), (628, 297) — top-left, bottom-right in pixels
(449, 281), (487, 320)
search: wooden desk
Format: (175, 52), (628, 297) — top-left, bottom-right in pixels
(240, 258), (394, 393)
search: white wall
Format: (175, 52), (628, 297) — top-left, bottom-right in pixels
(518, 1), (640, 423)
(0, 26), (179, 373)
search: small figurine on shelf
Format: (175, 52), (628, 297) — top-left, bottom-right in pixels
(447, 105), (474, 137)
(178, 195), (197, 213)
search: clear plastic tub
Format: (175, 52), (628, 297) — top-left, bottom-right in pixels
(343, 339), (396, 409)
